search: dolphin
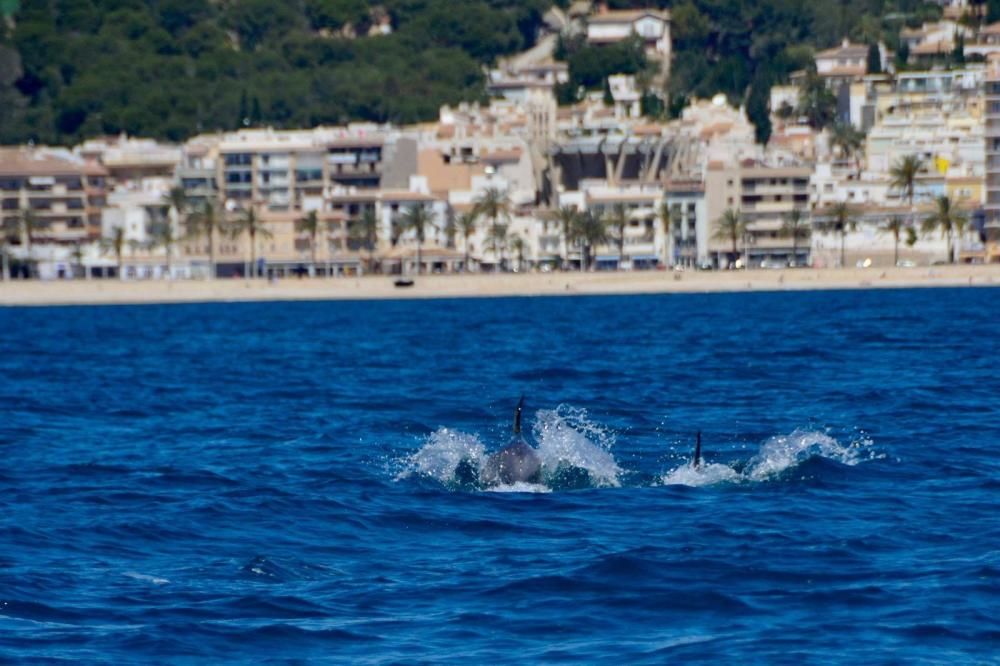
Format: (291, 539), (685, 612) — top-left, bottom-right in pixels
(480, 397), (542, 486)
(692, 431), (702, 468)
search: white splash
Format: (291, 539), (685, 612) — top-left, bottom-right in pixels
(660, 430), (873, 487)
(398, 405), (623, 490)
(533, 405), (623, 487)
(486, 482), (552, 494)
(123, 572), (170, 585)
(396, 427), (486, 483)
(661, 462), (740, 487)
(745, 429), (862, 480)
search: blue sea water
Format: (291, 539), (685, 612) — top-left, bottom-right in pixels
(0, 288), (997, 663)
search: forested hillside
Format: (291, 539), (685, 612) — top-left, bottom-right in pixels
(0, 0), (986, 145)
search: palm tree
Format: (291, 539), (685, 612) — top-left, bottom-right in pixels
(781, 209), (810, 267)
(831, 123), (865, 176)
(162, 186), (189, 230)
(187, 200), (221, 279)
(607, 203), (629, 269)
(400, 203), (434, 275)
(295, 210), (321, 277)
(102, 226), (126, 279)
(148, 213), (178, 278)
(456, 210), (478, 272)
(349, 207), (379, 274)
(326, 218), (346, 277)
(444, 206), (458, 249)
(922, 195), (967, 264)
(487, 221), (509, 269)
(229, 206), (273, 278)
(0, 217), (17, 281)
(573, 210), (609, 271)
(884, 216), (905, 267)
(549, 206), (581, 270)
(70, 242), (87, 280)
(17, 206), (45, 254)
(474, 187), (511, 270)
(160, 186), (188, 278)
(826, 202), (857, 268)
(889, 155), (924, 228)
(657, 201), (679, 267)
(509, 234), (527, 272)
(713, 208), (745, 269)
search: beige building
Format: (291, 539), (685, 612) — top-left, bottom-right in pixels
(0, 147), (108, 246)
(984, 55), (1000, 256)
(705, 162), (812, 268)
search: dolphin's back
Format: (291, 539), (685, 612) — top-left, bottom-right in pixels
(482, 438), (541, 486)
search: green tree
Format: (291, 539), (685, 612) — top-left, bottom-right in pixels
(229, 206), (273, 278)
(798, 66), (837, 130)
(0, 216), (17, 281)
(573, 210), (608, 272)
(549, 206), (581, 271)
(896, 39), (911, 69)
(831, 123), (865, 176)
(17, 206), (46, 255)
(713, 208), (746, 269)
(781, 209), (810, 267)
(148, 212), (179, 278)
(400, 203), (433, 275)
(567, 35), (648, 91)
(102, 225), (127, 280)
(70, 241), (86, 280)
(826, 202), (857, 268)
(884, 216), (905, 267)
(606, 204), (630, 269)
(456, 210), (478, 272)
(867, 42), (882, 74)
(474, 187), (511, 270)
(890, 154), (925, 228)
(952, 32), (966, 66)
(509, 234), (527, 272)
(349, 207), (379, 274)
(746, 69), (773, 144)
(922, 195), (967, 264)
(295, 209), (321, 277)
(186, 199), (221, 279)
(162, 185), (189, 230)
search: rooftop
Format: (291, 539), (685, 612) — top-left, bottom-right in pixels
(588, 9), (670, 25)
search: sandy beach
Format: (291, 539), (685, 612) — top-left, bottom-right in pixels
(1, 265), (998, 306)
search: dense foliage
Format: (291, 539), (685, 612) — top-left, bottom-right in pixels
(0, 0), (548, 144)
(0, 0), (982, 145)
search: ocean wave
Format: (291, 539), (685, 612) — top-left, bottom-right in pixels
(660, 430), (877, 487)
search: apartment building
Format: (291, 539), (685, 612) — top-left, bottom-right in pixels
(984, 56), (1000, 250)
(0, 148), (108, 245)
(583, 185), (661, 269)
(178, 127), (417, 214)
(77, 135), (182, 184)
(705, 162), (812, 268)
(663, 180), (707, 268)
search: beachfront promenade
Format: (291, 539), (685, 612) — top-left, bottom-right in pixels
(1, 265), (998, 306)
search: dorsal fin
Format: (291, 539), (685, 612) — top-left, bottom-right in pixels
(513, 396), (525, 434)
(693, 431), (702, 467)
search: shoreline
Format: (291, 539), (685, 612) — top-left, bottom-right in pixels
(1, 265), (998, 306)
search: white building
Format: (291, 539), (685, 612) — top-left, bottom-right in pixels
(586, 9), (671, 59)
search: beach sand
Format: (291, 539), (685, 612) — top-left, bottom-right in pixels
(1, 265), (998, 306)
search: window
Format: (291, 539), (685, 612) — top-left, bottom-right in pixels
(224, 153), (253, 166)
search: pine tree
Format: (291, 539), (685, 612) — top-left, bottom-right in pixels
(867, 43), (882, 74)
